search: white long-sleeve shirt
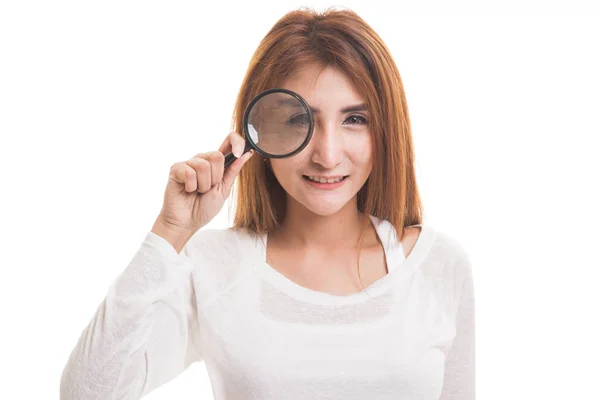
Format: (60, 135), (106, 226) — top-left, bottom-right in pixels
(60, 215), (475, 399)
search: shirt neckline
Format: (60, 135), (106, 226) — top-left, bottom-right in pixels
(252, 215), (436, 306)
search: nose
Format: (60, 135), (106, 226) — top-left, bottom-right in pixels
(309, 120), (343, 169)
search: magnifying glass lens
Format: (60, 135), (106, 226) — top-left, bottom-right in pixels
(246, 91), (312, 157)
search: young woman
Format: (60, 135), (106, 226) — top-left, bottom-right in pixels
(61, 8), (475, 400)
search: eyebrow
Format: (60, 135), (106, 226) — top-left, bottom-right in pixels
(312, 104), (368, 114)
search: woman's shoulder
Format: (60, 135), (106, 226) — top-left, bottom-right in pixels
(373, 216), (470, 274)
(393, 222), (474, 317)
(413, 224), (474, 297)
(425, 226), (472, 267)
(370, 216), (471, 273)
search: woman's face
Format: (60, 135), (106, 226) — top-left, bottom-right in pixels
(269, 64), (373, 217)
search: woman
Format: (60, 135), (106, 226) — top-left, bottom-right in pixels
(60, 8), (475, 400)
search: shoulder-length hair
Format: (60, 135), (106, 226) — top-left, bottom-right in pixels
(230, 7), (423, 242)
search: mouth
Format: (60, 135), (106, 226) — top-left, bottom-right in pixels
(302, 175), (349, 184)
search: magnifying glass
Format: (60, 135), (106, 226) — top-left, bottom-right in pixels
(224, 88), (314, 167)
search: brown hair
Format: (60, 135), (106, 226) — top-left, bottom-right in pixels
(230, 7), (423, 243)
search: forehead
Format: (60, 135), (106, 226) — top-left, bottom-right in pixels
(280, 64), (365, 108)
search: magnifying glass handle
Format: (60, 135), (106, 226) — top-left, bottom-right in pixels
(224, 141), (254, 168)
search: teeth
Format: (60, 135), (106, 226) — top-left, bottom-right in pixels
(307, 176), (344, 183)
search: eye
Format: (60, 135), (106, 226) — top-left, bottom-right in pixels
(343, 115), (368, 126)
(287, 113), (311, 126)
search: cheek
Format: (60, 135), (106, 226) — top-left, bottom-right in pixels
(269, 159), (300, 181)
(350, 134), (373, 169)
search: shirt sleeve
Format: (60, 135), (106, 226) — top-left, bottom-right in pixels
(438, 257), (476, 400)
(60, 231), (203, 400)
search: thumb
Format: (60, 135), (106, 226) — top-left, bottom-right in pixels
(222, 149), (254, 193)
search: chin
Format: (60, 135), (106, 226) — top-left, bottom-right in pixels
(304, 205), (345, 217)
(297, 196), (355, 217)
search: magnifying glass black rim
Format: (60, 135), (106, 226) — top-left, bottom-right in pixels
(242, 87), (314, 159)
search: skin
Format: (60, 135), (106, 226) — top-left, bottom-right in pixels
(265, 64), (421, 295)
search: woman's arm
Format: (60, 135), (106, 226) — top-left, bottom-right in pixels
(59, 231), (202, 399)
(439, 258), (476, 400)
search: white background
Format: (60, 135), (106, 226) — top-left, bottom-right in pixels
(1, 0), (599, 399)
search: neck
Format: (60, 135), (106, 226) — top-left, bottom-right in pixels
(272, 198), (370, 250)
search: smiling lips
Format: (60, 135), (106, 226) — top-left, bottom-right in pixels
(304, 175), (348, 183)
